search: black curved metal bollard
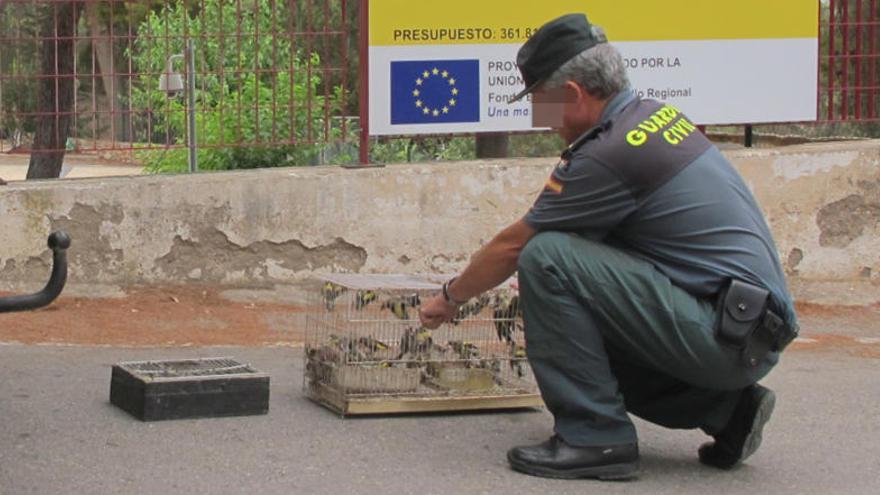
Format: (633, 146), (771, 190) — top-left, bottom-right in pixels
(0, 231), (71, 313)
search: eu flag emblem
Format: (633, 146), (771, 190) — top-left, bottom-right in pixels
(390, 59), (480, 125)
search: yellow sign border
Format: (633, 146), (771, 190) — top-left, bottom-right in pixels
(370, 0), (818, 46)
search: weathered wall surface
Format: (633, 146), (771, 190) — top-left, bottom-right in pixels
(1, 140), (878, 304)
(731, 141), (880, 304)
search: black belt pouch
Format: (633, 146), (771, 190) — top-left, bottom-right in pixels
(716, 280), (771, 364)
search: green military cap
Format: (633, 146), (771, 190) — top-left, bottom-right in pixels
(511, 13), (608, 102)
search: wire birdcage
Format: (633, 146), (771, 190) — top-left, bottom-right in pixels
(303, 274), (542, 415)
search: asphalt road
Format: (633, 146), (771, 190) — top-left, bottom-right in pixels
(1, 343), (878, 495)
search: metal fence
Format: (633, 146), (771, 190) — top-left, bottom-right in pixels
(0, 0), (357, 168)
(821, 0), (878, 123)
(0, 1), (876, 166)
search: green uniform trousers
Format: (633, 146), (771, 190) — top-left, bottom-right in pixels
(517, 232), (777, 447)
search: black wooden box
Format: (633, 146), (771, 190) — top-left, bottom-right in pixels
(110, 357), (270, 421)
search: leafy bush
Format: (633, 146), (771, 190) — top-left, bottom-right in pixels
(0, 4), (41, 141)
(129, 0), (338, 172)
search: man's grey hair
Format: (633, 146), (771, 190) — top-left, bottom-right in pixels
(543, 42), (629, 100)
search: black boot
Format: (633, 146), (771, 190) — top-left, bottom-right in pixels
(507, 435), (639, 480)
(699, 384), (776, 469)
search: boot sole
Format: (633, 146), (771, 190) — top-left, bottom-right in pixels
(740, 387), (776, 463)
(507, 455), (639, 481)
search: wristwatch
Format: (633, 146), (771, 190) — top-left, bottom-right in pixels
(442, 277), (467, 306)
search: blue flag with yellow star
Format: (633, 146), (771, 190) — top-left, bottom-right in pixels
(390, 59), (480, 125)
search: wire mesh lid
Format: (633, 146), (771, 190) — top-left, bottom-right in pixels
(318, 274), (444, 291)
(318, 274), (518, 291)
(115, 357), (264, 380)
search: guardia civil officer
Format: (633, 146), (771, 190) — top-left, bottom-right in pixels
(419, 13), (798, 480)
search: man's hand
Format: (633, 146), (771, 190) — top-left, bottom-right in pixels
(419, 295), (458, 329)
(418, 218), (536, 330)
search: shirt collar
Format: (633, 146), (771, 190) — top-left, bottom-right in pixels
(599, 87), (637, 123)
(562, 88), (637, 156)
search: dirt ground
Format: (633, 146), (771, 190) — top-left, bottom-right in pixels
(1, 139), (144, 164)
(1, 286), (878, 360)
(0, 146), (144, 182)
(0, 286), (307, 347)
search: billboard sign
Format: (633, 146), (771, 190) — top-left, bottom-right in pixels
(367, 0), (819, 135)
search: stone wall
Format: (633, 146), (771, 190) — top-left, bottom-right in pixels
(1, 140), (878, 305)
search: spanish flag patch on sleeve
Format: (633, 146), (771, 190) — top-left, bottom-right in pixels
(544, 174), (564, 194)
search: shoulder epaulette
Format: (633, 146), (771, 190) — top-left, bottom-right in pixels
(562, 121), (611, 159)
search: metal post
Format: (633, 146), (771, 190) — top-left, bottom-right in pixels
(841, 0), (849, 120)
(358, 0), (370, 165)
(854, 0), (863, 119)
(186, 39), (198, 173)
(828, 0), (836, 121)
(871, 0), (878, 119)
(744, 125), (754, 148)
(475, 133), (510, 158)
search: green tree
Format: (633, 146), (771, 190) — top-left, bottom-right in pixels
(0, 3), (42, 148)
(27, 1), (85, 179)
(130, 0), (338, 172)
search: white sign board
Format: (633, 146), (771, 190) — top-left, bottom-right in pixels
(368, 0), (819, 135)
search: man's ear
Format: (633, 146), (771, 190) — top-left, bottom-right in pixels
(563, 80), (589, 105)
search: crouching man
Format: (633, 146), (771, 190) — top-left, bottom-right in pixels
(419, 13), (798, 480)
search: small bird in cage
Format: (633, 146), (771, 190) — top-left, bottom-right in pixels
(447, 340), (483, 368)
(356, 335), (388, 353)
(306, 343), (340, 364)
(321, 282), (346, 311)
(484, 356), (503, 374)
(305, 342), (343, 383)
(327, 333), (345, 350)
(382, 294), (421, 320)
(321, 334), (363, 362)
(348, 335), (393, 363)
(452, 293), (492, 324)
(509, 344), (528, 378)
(354, 290), (379, 310)
(329, 334), (368, 363)
(493, 293), (522, 344)
(397, 326), (434, 360)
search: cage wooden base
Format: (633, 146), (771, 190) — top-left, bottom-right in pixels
(308, 382), (544, 416)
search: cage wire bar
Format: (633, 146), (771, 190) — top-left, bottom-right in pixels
(0, 1), (877, 161)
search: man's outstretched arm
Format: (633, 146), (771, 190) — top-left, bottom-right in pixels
(419, 218), (536, 329)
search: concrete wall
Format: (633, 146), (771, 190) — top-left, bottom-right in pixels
(1, 140), (878, 305)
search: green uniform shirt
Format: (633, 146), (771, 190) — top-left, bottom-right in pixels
(525, 90), (797, 327)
